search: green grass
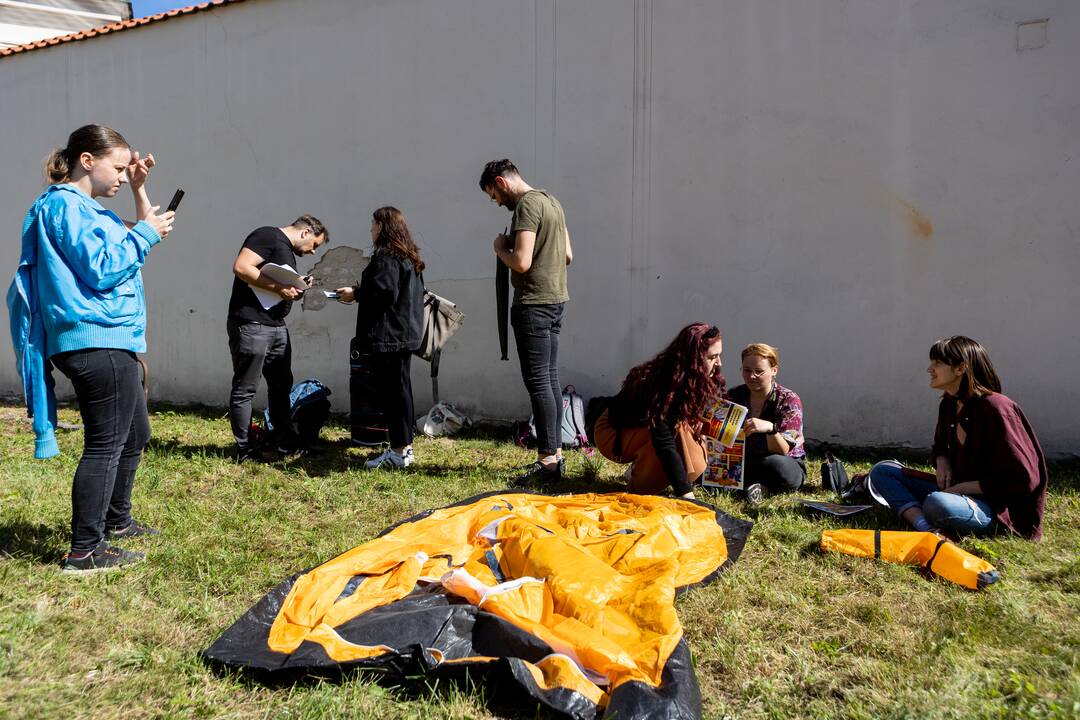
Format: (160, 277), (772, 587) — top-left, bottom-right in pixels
(1, 403), (1077, 720)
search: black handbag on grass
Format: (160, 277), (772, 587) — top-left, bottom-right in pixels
(820, 453), (850, 495)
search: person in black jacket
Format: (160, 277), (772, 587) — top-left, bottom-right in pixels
(593, 323), (725, 499)
(335, 207), (425, 469)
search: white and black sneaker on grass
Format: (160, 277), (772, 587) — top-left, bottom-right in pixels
(365, 447), (414, 470)
(61, 544), (144, 574)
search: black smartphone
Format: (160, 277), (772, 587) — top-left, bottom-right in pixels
(166, 189), (185, 213)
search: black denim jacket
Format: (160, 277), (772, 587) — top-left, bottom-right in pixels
(353, 250), (424, 353)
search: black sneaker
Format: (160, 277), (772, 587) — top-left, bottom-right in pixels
(61, 544), (144, 574)
(106, 519), (161, 540)
(510, 460), (563, 488)
(276, 445), (322, 459)
(235, 446), (259, 464)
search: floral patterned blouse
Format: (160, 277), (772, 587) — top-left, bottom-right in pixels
(727, 382), (806, 459)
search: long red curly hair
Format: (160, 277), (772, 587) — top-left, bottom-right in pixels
(621, 323), (725, 427)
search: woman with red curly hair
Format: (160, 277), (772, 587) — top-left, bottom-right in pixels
(593, 323), (724, 499)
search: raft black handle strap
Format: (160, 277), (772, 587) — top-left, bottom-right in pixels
(925, 537), (949, 572)
(874, 529), (881, 560)
(485, 549), (506, 584)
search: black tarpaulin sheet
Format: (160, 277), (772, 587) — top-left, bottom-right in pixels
(204, 491), (752, 719)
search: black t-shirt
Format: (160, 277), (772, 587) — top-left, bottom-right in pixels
(227, 226), (297, 326)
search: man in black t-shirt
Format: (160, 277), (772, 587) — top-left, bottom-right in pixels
(227, 215), (328, 461)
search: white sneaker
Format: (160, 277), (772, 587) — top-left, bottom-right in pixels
(365, 447), (414, 469)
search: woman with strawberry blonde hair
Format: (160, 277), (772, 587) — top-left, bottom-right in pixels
(727, 343), (806, 495)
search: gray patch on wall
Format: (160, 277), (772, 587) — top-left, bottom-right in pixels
(302, 246), (369, 311)
(1016, 19), (1048, 52)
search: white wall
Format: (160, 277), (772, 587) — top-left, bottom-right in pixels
(1, 0), (1077, 453)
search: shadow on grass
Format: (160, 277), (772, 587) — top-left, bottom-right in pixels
(212, 659), (564, 720)
(0, 519), (67, 564)
(147, 436), (374, 477)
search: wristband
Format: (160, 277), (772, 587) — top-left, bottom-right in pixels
(767, 422), (780, 435)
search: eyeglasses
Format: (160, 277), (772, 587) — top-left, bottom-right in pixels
(703, 326), (720, 340)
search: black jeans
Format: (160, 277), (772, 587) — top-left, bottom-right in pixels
(228, 321), (294, 449)
(511, 302), (565, 455)
(747, 454), (806, 493)
(370, 350), (415, 448)
(52, 348), (151, 553)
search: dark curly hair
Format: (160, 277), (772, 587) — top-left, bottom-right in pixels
(621, 323), (725, 427)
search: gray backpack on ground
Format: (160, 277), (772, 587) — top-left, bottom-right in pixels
(528, 384), (589, 448)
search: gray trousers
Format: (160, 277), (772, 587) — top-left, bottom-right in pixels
(227, 321), (294, 449)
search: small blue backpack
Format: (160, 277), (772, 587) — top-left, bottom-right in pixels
(264, 378), (332, 446)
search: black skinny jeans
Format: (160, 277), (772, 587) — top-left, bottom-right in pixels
(511, 302), (565, 455)
(746, 454), (806, 493)
(52, 348), (151, 553)
(369, 350), (415, 448)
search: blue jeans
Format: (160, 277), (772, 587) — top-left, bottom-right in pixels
(868, 460), (995, 535)
(52, 348), (151, 553)
(511, 303), (564, 455)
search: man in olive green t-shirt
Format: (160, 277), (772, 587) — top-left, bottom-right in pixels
(480, 158), (573, 485)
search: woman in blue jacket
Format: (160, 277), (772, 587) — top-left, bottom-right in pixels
(7, 125), (174, 573)
(335, 207), (425, 470)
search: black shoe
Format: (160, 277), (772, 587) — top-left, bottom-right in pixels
(106, 519), (160, 540)
(510, 460), (562, 488)
(61, 544), (144, 574)
(276, 445), (321, 459)
(235, 446), (259, 464)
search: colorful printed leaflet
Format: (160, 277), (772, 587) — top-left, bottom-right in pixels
(702, 433), (747, 490)
(698, 398), (749, 490)
(698, 398), (748, 449)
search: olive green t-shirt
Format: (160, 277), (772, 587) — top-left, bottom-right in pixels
(509, 189), (569, 305)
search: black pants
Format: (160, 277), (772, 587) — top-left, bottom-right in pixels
(52, 348), (151, 553)
(370, 350), (415, 448)
(747, 454), (806, 493)
(511, 302), (565, 455)
(228, 321), (294, 449)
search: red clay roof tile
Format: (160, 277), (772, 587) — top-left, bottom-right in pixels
(0, 0), (249, 58)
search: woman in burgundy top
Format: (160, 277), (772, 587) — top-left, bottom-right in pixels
(869, 336), (1048, 539)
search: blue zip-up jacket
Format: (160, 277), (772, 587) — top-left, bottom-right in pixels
(6, 184), (161, 458)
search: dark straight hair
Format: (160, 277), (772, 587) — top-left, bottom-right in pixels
(44, 124), (130, 184)
(929, 336), (1002, 400)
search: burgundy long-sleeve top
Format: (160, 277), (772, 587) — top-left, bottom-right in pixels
(931, 392), (1048, 540)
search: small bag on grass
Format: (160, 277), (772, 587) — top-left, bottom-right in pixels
(820, 452), (850, 495)
(416, 402), (471, 437)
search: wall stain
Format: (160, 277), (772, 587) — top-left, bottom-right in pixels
(889, 193), (934, 240)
